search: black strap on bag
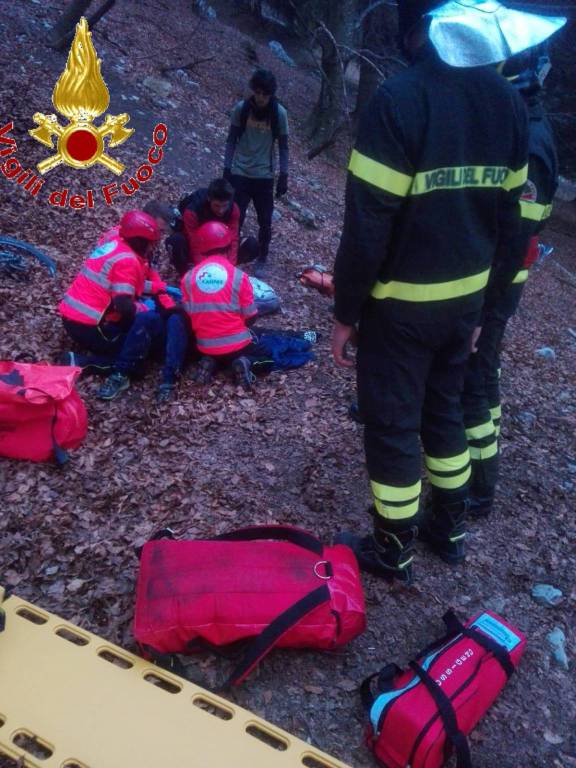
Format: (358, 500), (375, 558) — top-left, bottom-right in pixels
(225, 584), (331, 688)
(409, 661), (473, 768)
(238, 98), (281, 141)
(443, 609), (515, 679)
(145, 585), (332, 688)
(1, 373), (70, 465)
(360, 664), (402, 711)
(17, 385), (70, 466)
(212, 525), (325, 556)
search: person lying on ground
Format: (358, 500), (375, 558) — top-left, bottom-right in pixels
(58, 210), (186, 402)
(165, 178), (259, 278)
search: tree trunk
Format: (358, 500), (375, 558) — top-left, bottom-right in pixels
(47, 0), (94, 49)
(355, 57), (382, 116)
(353, 1), (397, 116)
(307, 0), (356, 152)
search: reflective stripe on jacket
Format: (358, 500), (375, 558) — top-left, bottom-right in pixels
(181, 256), (256, 355)
(59, 237), (146, 326)
(334, 52), (530, 325)
(499, 101), (558, 317)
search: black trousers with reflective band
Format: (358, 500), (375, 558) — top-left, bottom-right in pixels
(461, 311), (508, 493)
(357, 303), (479, 528)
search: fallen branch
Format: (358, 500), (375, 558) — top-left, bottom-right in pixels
(50, 0), (116, 51)
(160, 56), (215, 74)
(93, 27), (129, 57)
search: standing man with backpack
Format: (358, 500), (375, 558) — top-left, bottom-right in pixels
(224, 68), (289, 278)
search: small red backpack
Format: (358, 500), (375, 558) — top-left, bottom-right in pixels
(0, 362), (87, 464)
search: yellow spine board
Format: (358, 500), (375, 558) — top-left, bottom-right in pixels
(0, 593), (351, 768)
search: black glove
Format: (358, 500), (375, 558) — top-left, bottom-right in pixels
(276, 172), (288, 198)
(223, 168), (233, 183)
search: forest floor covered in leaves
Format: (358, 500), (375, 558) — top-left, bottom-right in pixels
(0, 1), (575, 766)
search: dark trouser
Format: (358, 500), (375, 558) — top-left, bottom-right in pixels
(229, 175), (274, 263)
(63, 311), (188, 381)
(161, 312), (194, 383)
(357, 304), (479, 532)
(461, 312), (509, 494)
(167, 232), (260, 278)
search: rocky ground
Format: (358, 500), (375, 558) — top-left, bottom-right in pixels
(0, 2), (575, 767)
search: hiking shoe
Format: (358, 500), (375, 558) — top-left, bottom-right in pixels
(231, 356), (255, 390)
(192, 356), (216, 385)
(334, 531), (413, 584)
(96, 372), (130, 401)
(253, 260), (268, 279)
(156, 382), (176, 404)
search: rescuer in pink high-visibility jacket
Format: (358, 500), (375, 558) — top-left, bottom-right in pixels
(95, 222), (176, 314)
(180, 221), (268, 389)
(59, 224), (149, 328)
(59, 210), (186, 401)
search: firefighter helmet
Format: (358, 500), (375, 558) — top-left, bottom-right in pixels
(119, 211), (161, 242)
(196, 221), (233, 255)
(396, 1), (566, 68)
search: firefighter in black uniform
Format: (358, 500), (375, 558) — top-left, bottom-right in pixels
(332, 0), (566, 583)
(462, 47), (559, 518)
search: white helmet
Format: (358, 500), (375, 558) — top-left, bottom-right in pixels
(423, 1), (566, 67)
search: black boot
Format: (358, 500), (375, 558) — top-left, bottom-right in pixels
(420, 497), (468, 565)
(468, 486), (495, 519)
(335, 518), (416, 584)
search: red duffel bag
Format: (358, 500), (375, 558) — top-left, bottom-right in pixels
(0, 362), (87, 464)
(363, 609), (526, 768)
(134, 526), (366, 686)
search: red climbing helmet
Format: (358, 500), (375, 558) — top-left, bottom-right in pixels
(196, 221), (233, 255)
(119, 210), (161, 242)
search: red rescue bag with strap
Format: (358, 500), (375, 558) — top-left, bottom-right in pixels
(363, 609), (526, 768)
(0, 362), (87, 464)
(134, 526), (366, 686)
